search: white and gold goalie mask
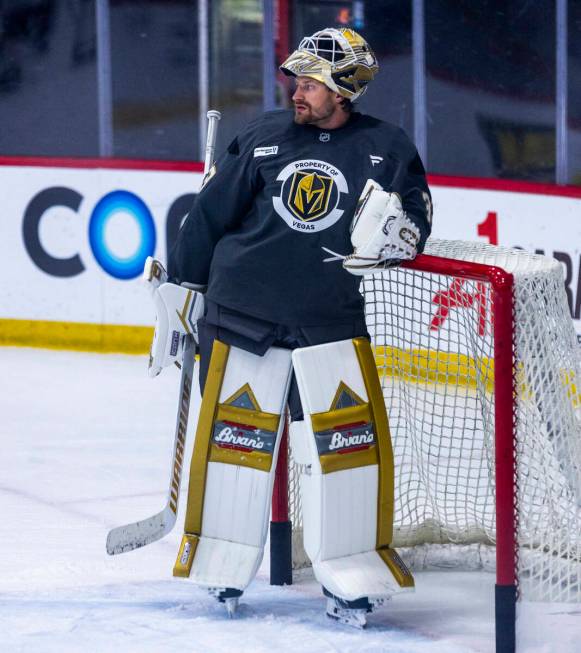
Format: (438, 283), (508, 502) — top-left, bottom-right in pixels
(280, 28), (379, 102)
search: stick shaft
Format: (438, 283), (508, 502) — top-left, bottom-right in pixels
(106, 109), (222, 555)
(204, 110), (221, 175)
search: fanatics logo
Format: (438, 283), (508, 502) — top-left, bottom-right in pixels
(254, 145), (279, 157)
(370, 155), (383, 166)
(319, 132), (330, 142)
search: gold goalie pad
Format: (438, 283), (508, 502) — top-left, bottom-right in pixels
(174, 340), (293, 588)
(291, 337), (414, 600)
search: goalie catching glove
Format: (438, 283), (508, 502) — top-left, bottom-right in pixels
(143, 257), (205, 377)
(343, 179), (420, 275)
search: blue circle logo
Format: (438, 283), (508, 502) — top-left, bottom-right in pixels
(88, 190), (156, 280)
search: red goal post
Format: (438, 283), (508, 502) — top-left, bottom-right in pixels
(270, 239), (581, 653)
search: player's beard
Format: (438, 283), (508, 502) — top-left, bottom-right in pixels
(293, 95), (336, 126)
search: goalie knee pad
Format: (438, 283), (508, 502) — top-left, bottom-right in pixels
(174, 340), (293, 591)
(144, 256), (206, 378)
(148, 282), (205, 377)
(291, 337), (414, 602)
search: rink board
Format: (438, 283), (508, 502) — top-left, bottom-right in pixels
(1, 159), (581, 351)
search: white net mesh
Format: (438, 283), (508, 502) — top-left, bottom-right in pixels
(287, 239), (581, 602)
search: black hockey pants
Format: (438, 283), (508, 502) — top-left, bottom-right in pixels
(197, 300), (369, 421)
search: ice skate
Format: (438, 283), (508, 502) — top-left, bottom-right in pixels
(325, 597), (368, 628)
(323, 588), (376, 629)
(208, 587), (243, 617)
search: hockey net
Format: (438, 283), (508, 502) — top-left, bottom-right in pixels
(281, 238), (581, 604)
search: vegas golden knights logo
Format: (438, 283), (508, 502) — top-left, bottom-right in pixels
(288, 171), (333, 221)
(273, 159), (348, 233)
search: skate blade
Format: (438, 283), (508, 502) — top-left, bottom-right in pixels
(326, 599), (367, 629)
(224, 597), (239, 618)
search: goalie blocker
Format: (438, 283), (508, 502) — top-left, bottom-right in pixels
(174, 335), (413, 607)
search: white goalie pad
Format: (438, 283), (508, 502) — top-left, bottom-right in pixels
(291, 338), (414, 601)
(174, 342), (293, 591)
(143, 258), (205, 378)
(148, 283), (205, 377)
(343, 179), (420, 275)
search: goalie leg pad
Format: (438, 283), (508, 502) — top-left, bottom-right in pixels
(174, 340), (293, 590)
(291, 337), (414, 601)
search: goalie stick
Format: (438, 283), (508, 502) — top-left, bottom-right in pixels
(106, 335), (195, 555)
(106, 109), (221, 555)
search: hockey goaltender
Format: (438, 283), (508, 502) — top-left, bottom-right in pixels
(112, 27), (432, 628)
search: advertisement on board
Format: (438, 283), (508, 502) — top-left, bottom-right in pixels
(2, 160), (580, 348)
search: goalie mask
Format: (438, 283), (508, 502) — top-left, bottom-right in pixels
(280, 28), (379, 102)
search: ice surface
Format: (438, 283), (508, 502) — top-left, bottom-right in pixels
(0, 347), (578, 652)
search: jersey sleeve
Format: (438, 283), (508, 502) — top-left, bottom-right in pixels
(382, 131), (433, 254)
(168, 129), (260, 285)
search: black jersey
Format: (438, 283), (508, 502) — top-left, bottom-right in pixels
(169, 110), (432, 326)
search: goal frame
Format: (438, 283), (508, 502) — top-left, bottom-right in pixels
(270, 253), (517, 653)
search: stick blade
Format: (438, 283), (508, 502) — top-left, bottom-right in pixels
(106, 507), (176, 555)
